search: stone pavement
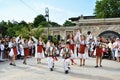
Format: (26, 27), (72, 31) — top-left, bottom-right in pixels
(0, 57), (120, 80)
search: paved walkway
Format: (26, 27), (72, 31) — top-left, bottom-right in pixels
(0, 57), (120, 80)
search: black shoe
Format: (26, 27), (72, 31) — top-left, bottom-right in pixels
(100, 65), (102, 67)
(83, 64), (85, 66)
(80, 64), (82, 66)
(50, 68), (53, 71)
(68, 67), (70, 70)
(52, 63), (54, 68)
(65, 70), (68, 74)
(12, 64), (16, 66)
(95, 65), (98, 68)
(23, 62), (27, 65)
(9, 63), (13, 65)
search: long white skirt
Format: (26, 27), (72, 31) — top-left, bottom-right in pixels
(115, 49), (120, 57)
(35, 52), (45, 59)
(9, 49), (14, 57)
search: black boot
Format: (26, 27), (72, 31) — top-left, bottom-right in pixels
(65, 70), (68, 74)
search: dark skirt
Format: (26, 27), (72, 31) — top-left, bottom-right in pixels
(37, 45), (43, 53)
(24, 48), (30, 56)
(96, 46), (103, 57)
(13, 47), (18, 56)
(70, 44), (74, 52)
(79, 44), (86, 54)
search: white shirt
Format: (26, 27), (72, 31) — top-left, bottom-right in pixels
(0, 44), (4, 51)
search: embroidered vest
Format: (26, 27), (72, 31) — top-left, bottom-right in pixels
(47, 47), (56, 57)
(62, 48), (71, 59)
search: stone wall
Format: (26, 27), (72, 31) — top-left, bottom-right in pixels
(42, 18), (120, 38)
(42, 25), (120, 38)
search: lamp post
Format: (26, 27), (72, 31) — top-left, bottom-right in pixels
(45, 7), (49, 37)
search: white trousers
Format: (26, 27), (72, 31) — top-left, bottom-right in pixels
(0, 51), (4, 60)
(47, 57), (54, 69)
(63, 58), (70, 71)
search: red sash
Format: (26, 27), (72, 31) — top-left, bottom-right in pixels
(24, 48), (29, 56)
(70, 44), (74, 52)
(13, 47), (18, 56)
(37, 45), (42, 53)
(79, 44), (86, 54)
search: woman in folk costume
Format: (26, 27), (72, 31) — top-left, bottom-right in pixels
(36, 37), (45, 64)
(78, 35), (88, 66)
(31, 36), (45, 64)
(95, 37), (104, 68)
(9, 37), (18, 66)
(28, 36), (34, 56)
(113, 38), (120, 62)
(67, 33), (76, 65)
(23, 39), (30, 65)
(61, 41), (73, 74)
(46, 40), (57, 71)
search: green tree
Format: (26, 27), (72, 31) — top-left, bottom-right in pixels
(63, 20), (76, 26)
(15, 24), (44, 39)
(19, 20), (28, 26)
(39, 21), (49, 27)
(94, 0), (120, 18)
(33, 14), (46, 27)
(49, 21), (60, 27)
(0, 20), (7, 36)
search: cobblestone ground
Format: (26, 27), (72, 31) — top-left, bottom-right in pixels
(0, 57), (120, 80)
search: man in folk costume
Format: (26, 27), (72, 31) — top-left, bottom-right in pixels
(89, 39), (96, 57)
(61, 41), (73, 74)
(74, 29), (81, 58)
(46, 40), (57, 71)
(95, 37), (104, 68)
(9, 37), (18, 66)
(113, 38), (120, 62)
(78, 35), (88, 66)
(67, 33), (76, 65)
(60, 39), (66, 51)
(86, 31), (97, 57)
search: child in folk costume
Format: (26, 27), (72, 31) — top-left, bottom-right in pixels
(61, 42), (73, 74)
(9, 37), (18, 66)
(23, 39), (30, 65)
(95, 37), (104, 68)
(67, 34), (76, 65)
(78, 35), (88, 66)
(46, 40), (57, 71)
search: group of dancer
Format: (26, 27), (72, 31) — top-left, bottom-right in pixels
(0, 29), (120, 74)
